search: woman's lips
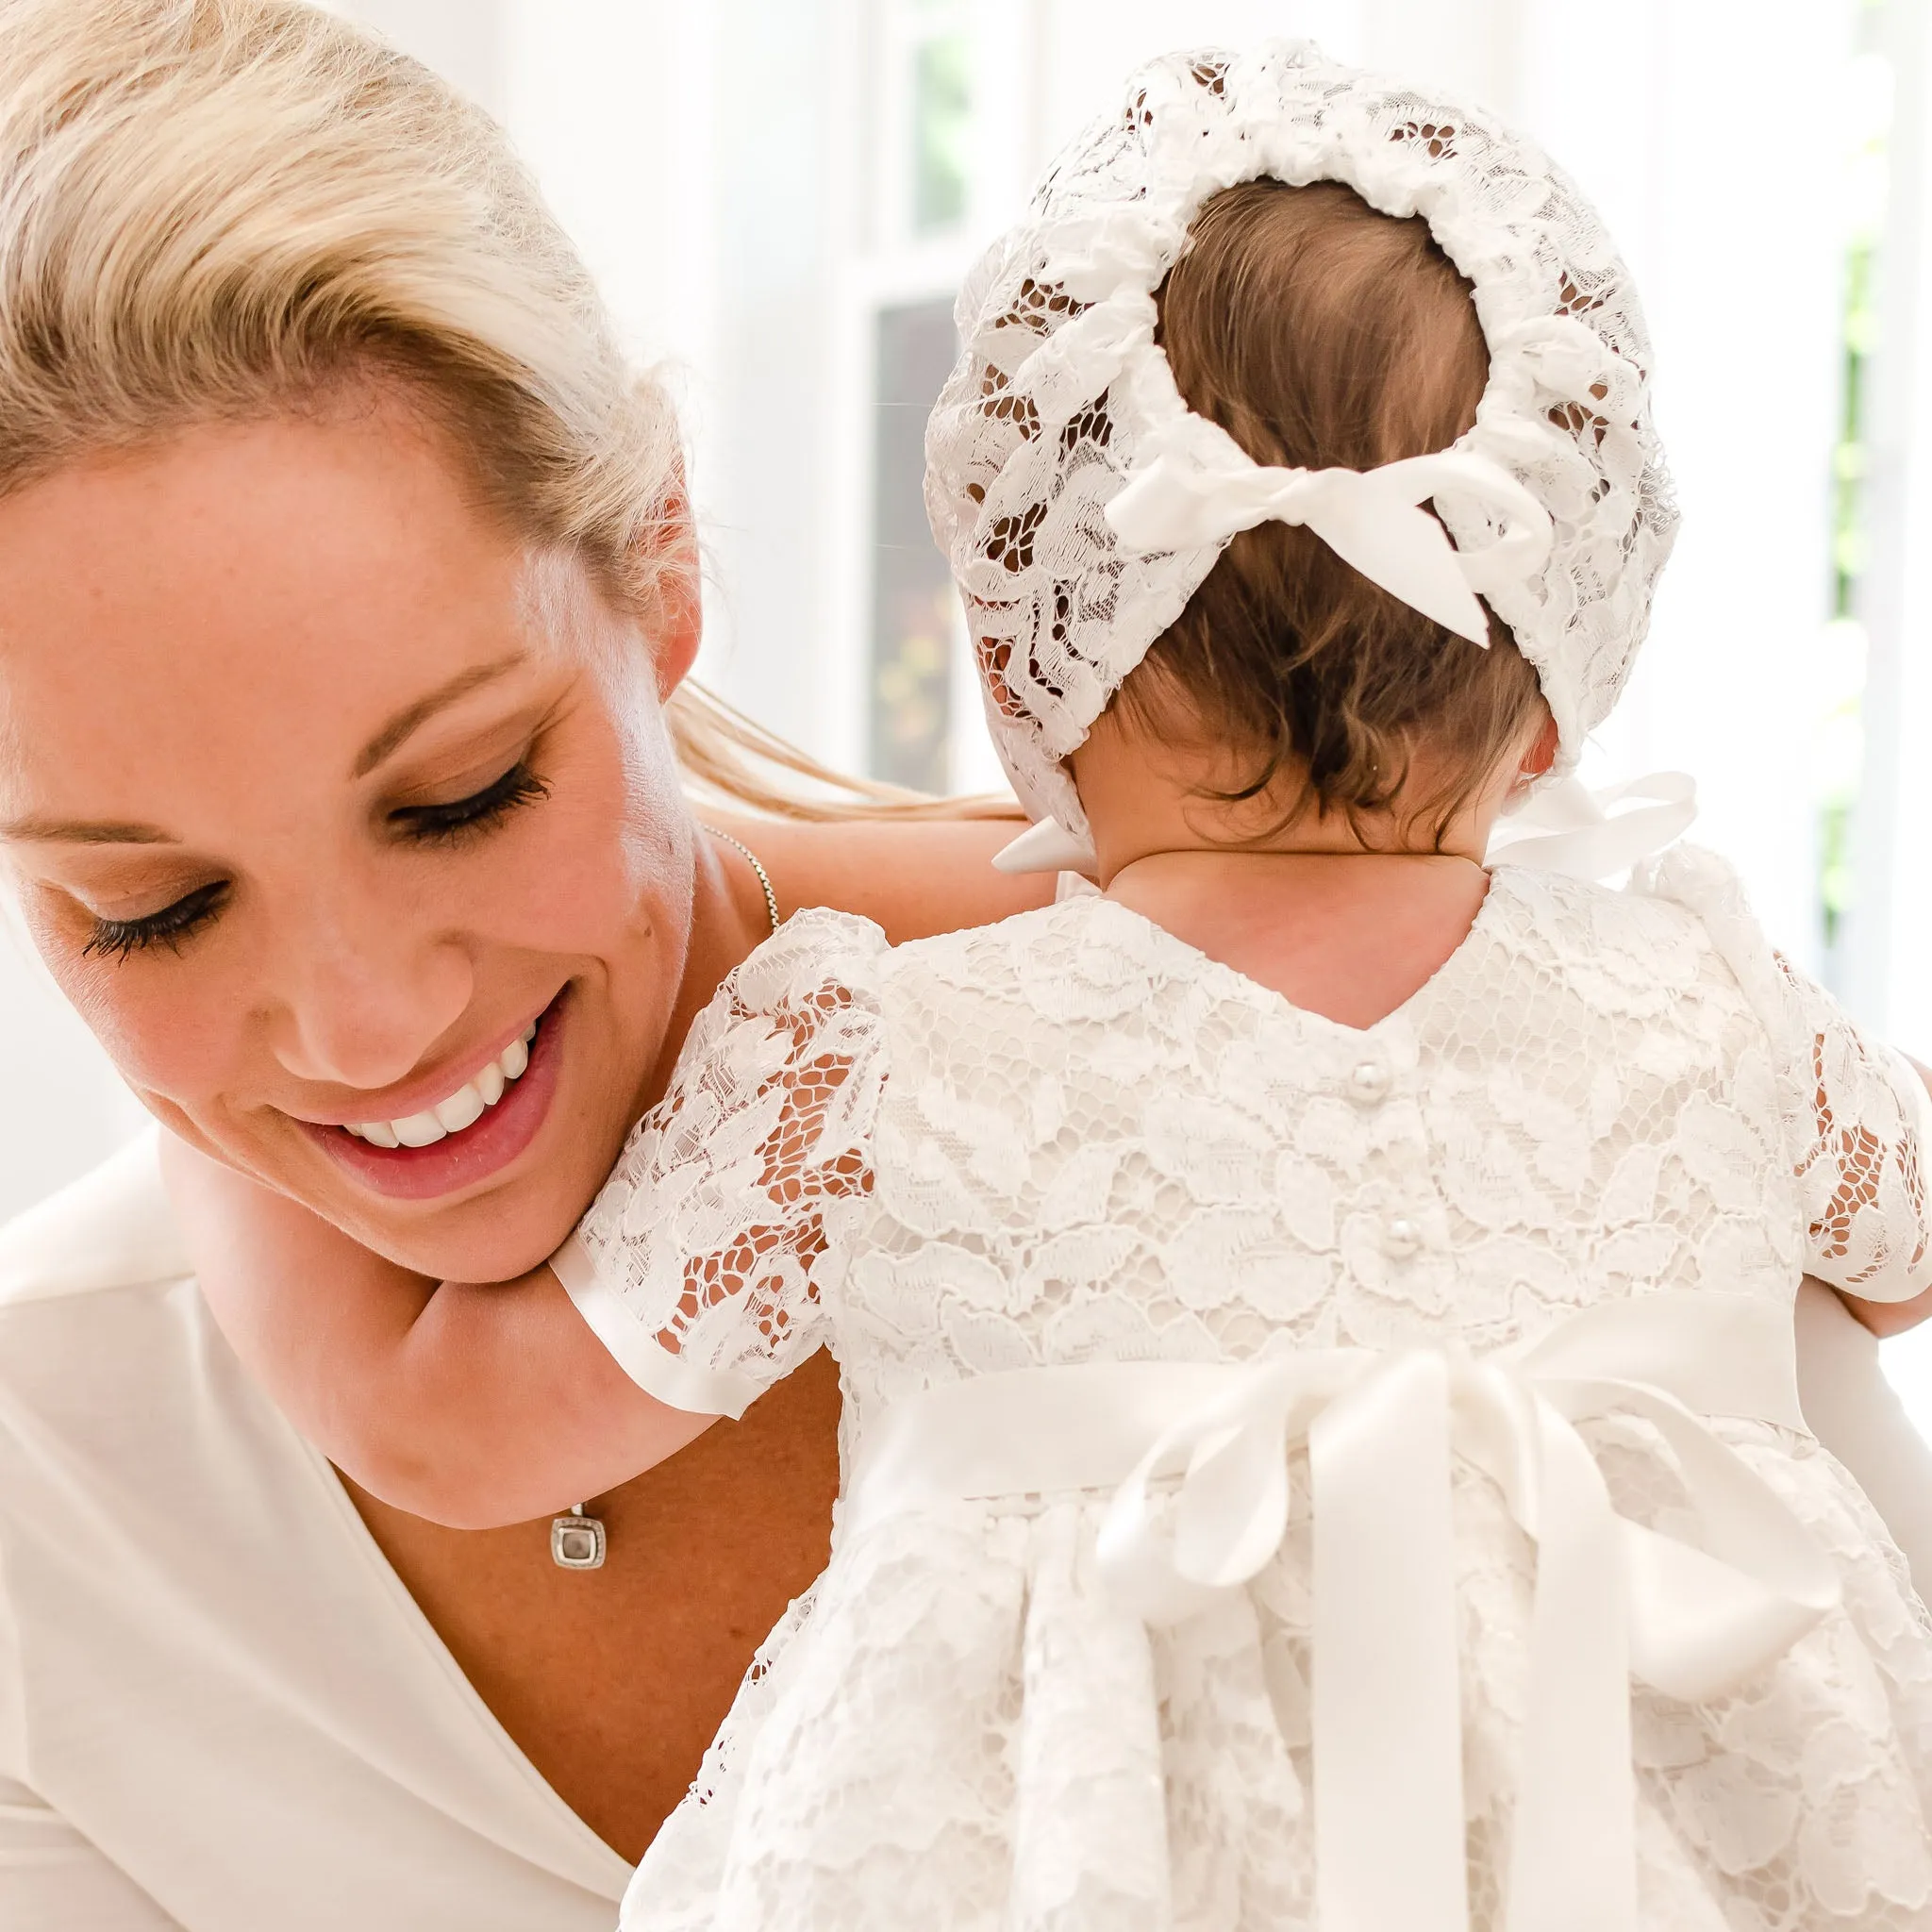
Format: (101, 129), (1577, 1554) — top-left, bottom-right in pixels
(307, 992), (567, 1202)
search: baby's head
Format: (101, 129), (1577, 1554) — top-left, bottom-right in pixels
(1113, 176), (1545, 851)
(926, 43), (1676, 869)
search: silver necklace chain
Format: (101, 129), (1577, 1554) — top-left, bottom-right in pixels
(699, 822), (781, 938)
(549, 823), (780, 1569)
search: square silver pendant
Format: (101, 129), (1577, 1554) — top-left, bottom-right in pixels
(550, 1510), (606, 1570)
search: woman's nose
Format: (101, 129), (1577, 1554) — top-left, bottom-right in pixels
(264, 908), (475, 1093)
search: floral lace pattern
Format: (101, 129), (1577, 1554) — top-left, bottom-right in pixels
(924, 42), (1678, 839)
(1641, 843), (1932, 1296)
(571, 910), (885, 1408)
(583, 866), (1932, 1929)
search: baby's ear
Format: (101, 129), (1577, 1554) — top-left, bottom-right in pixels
(1520, 710), (1560, 780)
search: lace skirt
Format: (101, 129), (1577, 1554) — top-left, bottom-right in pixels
(624, 1423), (1932, 1932)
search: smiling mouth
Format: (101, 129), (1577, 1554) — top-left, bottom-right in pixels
(341, 1022), (538, 1148)
(308, 992), (568, 1202)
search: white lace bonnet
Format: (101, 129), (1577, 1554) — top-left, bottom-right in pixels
(924, 41), (1679, 870)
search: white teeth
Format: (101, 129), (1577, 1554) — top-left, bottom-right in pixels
(434, 1084), (486, 1135)
(345, 1018), (540, 1149)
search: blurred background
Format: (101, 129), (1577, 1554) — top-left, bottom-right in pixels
(8, 0), (1932, 1417)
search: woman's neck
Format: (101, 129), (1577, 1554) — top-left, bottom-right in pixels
(637, 820), (774, 1118)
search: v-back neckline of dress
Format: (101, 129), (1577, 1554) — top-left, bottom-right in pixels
(1085, 864), (1512, 1041)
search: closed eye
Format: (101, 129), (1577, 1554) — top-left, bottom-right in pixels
(388, 760), (551, 845)
(84, 880), (230, 962)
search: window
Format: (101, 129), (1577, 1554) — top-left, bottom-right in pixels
(1819, 5), (1894, 991)
(911, 27), (974, 235)
(857, 0), (988, 792)
(868, 299), (960, 791)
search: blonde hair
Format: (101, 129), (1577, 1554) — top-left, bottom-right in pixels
(0, 0), (1005, 822)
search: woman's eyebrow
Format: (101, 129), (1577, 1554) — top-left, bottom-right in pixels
(351, 651), (530, 778)
(0, 654), (537, 841)
(0, 814), (175, 845)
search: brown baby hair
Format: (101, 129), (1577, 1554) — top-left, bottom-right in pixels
(1124, 177), (1550, 841)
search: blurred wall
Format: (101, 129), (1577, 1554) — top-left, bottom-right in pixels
(0, 924), (147, 1224)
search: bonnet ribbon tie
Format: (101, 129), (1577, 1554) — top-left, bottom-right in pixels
(1105, 444), (1554, 647)
(1485, 771), (1699, 880)
(842, 1292), (1837, 1932)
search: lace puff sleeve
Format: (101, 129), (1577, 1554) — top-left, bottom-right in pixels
(1644, 845), (1932, 1302)
(551, 908), (891, 1418)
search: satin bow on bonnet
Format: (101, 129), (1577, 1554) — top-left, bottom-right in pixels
(924, 41), (1684, 879)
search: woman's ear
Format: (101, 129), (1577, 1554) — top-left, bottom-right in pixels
(641, 469), (703, 701)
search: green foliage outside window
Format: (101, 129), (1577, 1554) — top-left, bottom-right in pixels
(913, 32), (972, 235)
(1820, 1), (1890, 963)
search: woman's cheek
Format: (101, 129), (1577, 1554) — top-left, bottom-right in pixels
(488, 716), (689, 958)
(454, 791), (668, 959)
(46, 951), (252, 1122)
(11, 884), (264, 1125)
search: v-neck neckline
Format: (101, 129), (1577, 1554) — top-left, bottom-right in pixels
(1085, 865), (1512, 1040)
(304, 1441), (636, 1891)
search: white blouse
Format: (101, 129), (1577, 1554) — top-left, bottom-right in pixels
(0, 1133), (1923, 1929)
(0, 1135), (631, 1931)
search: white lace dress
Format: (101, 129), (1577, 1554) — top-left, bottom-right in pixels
(556, 855), (1932, 1932)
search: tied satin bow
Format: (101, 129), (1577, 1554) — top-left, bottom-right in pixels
(1105, 442), (1555, 648)
(1488, 771), (1699, 881)
(1092, 1300), (1840, 1932)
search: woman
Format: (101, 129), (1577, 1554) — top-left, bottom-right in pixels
(0, 4), (1922, 1928)
(0, 4), (1047, 1924)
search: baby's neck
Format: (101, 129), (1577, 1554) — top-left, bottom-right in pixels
(1101, 845), (1491, 1031)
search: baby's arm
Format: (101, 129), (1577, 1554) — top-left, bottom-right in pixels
(162, 1139), (712, 1525)
(167, 908), (888, 1527)
(1777, 963), (1932, 1326)
(1838, 1054), (1932, 1337)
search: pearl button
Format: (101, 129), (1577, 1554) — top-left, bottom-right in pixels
(1381, 1216), (1422, 1260)
(1348, 1060), (1391, 1105)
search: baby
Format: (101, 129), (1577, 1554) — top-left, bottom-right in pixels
(183, 44), (1932, 1932)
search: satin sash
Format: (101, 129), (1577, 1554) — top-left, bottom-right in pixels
(842, 1292), (1838, 1932)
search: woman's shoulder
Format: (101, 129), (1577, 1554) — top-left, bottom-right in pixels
(0, 1133), (263, 1470)
(727, 815), (1057, 948)
(0, 1153), (634, 1921)
(0, 1133), (304, 1558)
(0, 1131), (189, 1311)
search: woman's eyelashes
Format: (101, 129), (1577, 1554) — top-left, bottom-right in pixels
(83, 879), (230, 962)
(386, 758), (552, 845)
(81, 759), (553, 963)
